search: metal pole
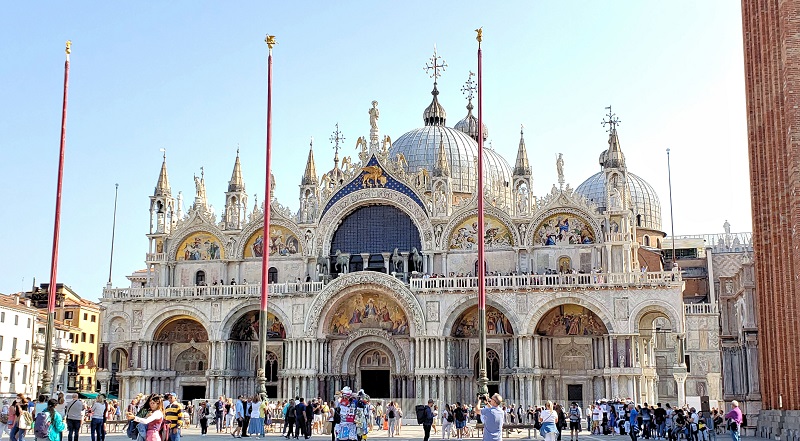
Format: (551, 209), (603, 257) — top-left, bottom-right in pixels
(42, 40), (71, 396)
(476, 29), (489, 398)
(258, 35), (276, 401)
(666, 148), (676, 267)
(107, 183), (119, 287)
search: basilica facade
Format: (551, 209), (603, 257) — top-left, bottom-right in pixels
(99, 72), (722, 409)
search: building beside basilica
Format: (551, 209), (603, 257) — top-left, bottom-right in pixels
(99, 62), (722, 410)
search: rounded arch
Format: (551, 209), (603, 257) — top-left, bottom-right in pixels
(534, 304), (609, 336)
(315, 189), (435, 257)
(441, 294), (520, 338)
(168, 227), (227, 262)
(154, 317), (209, 342)
(526, 296), (616, 335)
(305, 272), (425, 338)
(235, 216), (305, 259)
(333, 329), (409, 375)
(217, 299), (293, 341)
(630, 301), (683, 334)
(141, 306), (212, 341)
(442, 203), (520, 251)
(103, 312), (131, 342)
(525, 207), (602, 247)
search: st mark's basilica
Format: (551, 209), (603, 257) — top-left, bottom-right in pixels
(99, 53), (722, 410)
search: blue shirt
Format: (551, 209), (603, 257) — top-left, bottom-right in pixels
(629, 409), (639, 426)
(481, 406), (505, 441)
(235, 400), (244, 418)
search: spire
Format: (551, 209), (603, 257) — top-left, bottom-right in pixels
(513, 125), (531, 176)
(302, 137), (318, 185)
(423, 46), (448, 126)
(154, 150), (171, 197)
(454, 71), (488, 140)
(599, 106), (626, 169)
(433, 133), (450, 177)
(228, 147), (245, 192)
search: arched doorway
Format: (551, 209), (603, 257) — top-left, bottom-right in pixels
(638, 311), (677, 404)
(227, 311), (286, 397)
(154, 317), (210, 400)
(357, 348), (392, 398)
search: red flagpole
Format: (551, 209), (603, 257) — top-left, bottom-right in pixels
(476, 28), (489, 397)
(42, 40), (71, 395)
(258, 35), (276, 399)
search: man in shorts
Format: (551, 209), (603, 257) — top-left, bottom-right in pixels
(568, 402), (583, 441)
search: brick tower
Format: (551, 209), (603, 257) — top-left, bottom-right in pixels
(741, 0), (800, 437)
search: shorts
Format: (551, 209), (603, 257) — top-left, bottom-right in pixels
(455, 420), (466, 429)
(570, 422), (582, 431)
(237, 418), (244, 427)
(314, 415), (323, 423)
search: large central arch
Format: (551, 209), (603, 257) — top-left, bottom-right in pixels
(304, 272), (425, 338)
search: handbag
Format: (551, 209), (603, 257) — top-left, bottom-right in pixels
(18, 411), (32, 430)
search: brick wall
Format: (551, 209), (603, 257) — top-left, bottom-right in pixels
(741, 0), (800, 413)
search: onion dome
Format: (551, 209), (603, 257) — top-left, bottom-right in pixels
(423, 83), (447, 126)
(454, 100), (488, 142)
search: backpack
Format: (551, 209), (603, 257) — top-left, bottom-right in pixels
(34, 411), (51, 439)
(446, 411), (454, 423)
(570, 408), (580, 422)
(454, 407), (465, 422)
(126, 420), (139, 440)
(388, 409), (395, 419)
(415, 405), (427, 424)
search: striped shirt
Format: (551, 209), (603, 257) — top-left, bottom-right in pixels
(164, 402), (183, 429)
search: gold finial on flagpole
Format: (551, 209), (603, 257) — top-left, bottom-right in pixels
(65, 40), (72, 55)
(265, 35), (277, 51)
(475, 28), (483, 43)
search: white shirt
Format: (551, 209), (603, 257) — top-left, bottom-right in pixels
(90, 402), (106, 420)
(540, 409), (557, 424)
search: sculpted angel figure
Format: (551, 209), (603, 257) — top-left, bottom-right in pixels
(369, 101), (379, 130)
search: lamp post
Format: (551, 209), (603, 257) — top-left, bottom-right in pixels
(475, 28), (489, 398)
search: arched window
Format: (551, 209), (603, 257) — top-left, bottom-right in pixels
(265, 351), (279, 382)
(636, 214), (642, 227)
(643, 235), (650, 247)
(268, 267), (278, 283)
(195, 270), (206, 286)
(474, 349), (501, 383)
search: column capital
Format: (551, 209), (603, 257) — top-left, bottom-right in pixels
(673, 372), (687, 383)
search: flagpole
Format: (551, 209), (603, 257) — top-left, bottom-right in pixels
(107, 183), (119, 287)
(258, 34), (276, 400)
(42, 40), (71, 396)
(475, 28), (489, 398)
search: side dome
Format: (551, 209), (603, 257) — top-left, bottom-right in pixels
(454, 102), (488, 142)
(575, 171), (663, 232)
(389, 126), (512, 205)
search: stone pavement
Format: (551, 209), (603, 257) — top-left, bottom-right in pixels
(99, 425), (761, 441)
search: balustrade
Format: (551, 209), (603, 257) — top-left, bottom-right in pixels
(102, 281), (324, 300)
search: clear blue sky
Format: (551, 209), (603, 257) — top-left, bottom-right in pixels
(0, 2), (751, 299)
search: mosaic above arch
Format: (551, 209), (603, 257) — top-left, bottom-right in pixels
(449, 216), (513, 250)
(176, 231), (224, 260)
(452, 305), (514, 338)
(533, 213), (596, 246)
(536, 305), (608, 336)
(155, 318), (209, 342)
(229, 310), (286, 340)
(244, 226), (301, 258)
(328, 292), (409, 337)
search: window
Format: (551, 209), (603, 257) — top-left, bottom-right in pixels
(26, 318), (31, 329)
(0, 312), (4, 323)
(24, 340), (28, 355)
(64, 311), (74, 320)
(83, 313), (88, 320)
(12, 338), (17, 354)
(0, 336), (4, 351)
(643, 235), (650, 247)
(81, 333), (86, 343)
(89, 335), (95, 344)
(195, 270), (206, 286)
(91, 315), (96, 323)
(22, 365), (27, 384)
(268, 267), (278, 284)
(14, 315), (18, 326)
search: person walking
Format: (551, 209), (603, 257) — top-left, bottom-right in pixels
(539, 401), (559, 441)
(64, 395), (84, 441)
(476, 394), (505, 441)
(215, 398), (225, 433)
(198, 401), (210, 436)
(293, 399), (306, 440)
(36, 399), (65, 441)
(284, 400), (296, 440)
(441, 404), (454, 440)
(628, 404), (639, 441)
(386, 402), (397, 438)
(422, 400), (435, 441)
(232, 396), (244, 439)
(453, 403), (466, 441)
(723, 402), (742, 441)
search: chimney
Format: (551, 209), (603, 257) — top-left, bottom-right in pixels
(24, 299), (31, 307)
(14, 295), (19, 305)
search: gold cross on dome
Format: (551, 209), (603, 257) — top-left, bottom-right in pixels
(424, 45), (448, 81)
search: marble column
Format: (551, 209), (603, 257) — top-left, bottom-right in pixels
(673, 373), (687, 406)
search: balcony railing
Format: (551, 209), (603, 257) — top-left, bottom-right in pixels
(146, 253), (166, 262)
(102, 281), (325, 300)
(410, 271), (681, 291)
(684, 303), (718, 315)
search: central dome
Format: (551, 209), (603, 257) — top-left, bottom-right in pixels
(389, 126), (513, 204)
